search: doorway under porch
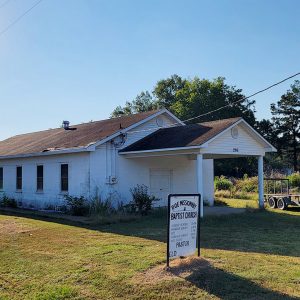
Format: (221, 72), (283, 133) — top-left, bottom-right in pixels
(118, 149), (265, 217)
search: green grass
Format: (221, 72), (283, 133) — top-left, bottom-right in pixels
(215, 197), (259, 208)
(0, 207), (299, 299)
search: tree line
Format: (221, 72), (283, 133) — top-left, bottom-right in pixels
(111, 75), (300, 176)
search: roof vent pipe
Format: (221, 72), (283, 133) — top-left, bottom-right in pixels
(62, 120), (70, 130)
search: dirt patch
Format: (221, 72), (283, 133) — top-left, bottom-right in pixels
(134, 257), (212, 285)
(0, 219), (36, 235)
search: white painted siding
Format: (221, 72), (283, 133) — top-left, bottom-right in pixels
(0, 153), (90, 208)
(201, 124), (266, 156)
(120, 113), (176, 149)
(116, 155), (198, 203)
(88, 112), (181, 204)
(0, 115), (269, 209)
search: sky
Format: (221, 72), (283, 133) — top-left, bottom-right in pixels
(0, 0), (299, 140)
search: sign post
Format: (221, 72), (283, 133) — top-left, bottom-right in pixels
(167, 194), (201, 267)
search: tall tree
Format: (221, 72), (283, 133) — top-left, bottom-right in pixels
(170, 77), (256, 126)
(153, 74), (187, 109)
(256, 119), (281, 154)
(112, 75), (256, 126)
(270, 80), (300, 171)
(111, 91), (157, 117)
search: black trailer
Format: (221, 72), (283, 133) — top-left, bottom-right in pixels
(264, 178), (300, 210)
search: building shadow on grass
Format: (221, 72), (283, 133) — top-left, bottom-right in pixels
(1, 207), (300, 258)
(167, 258), (298, 300)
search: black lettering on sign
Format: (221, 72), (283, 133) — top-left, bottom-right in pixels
(176, 241), (189, 248)
(171, 212), (184, 220)
(185, 211), (197, 218)
(179, 200), (197, 209)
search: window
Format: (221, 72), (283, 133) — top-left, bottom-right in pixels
(37, 165), (43, 191)
(16, 166), (22, 190)
(0, 167), (3, 190)
(61, 164), (68, 192)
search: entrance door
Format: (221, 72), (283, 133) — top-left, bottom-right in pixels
(150, 169), (172, 207)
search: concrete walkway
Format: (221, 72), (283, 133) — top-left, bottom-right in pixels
(204, 206), (246, 216)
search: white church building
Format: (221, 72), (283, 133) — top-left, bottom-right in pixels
(0, 109), (276, 216)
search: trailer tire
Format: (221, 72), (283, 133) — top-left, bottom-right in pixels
(268, 197), (277, 209)
(277, 198), (286, 210)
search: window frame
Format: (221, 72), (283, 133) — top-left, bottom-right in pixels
(36, 165), (44, 192)
(60, 164), (69, 192)
(16, 166), (22, 191)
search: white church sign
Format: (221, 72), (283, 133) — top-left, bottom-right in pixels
(167, 194), (201, 267)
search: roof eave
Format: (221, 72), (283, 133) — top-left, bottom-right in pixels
(119, 145), (203, 155)
(0, 147), (92, 160)
(88, 109), (184, 149)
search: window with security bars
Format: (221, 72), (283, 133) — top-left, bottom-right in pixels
(61, 164), (68, 192)
(16, 166), (22, 190)
(37, 165), (43, 191)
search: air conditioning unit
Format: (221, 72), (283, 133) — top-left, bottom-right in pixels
(107, 176), (118, 185)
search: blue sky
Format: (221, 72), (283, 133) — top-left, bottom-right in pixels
(0, 0), (299, 140)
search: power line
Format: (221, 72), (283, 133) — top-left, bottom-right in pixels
(183, 72), (300, 124)
(126, 72), (300, 134)
(0, 0), (43, 38)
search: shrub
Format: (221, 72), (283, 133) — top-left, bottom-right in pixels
(64, 195), (89, 216)
(89, 195), (115, 216)
(233, 191), (254, 200)
(129, 184), (156, 215)
(214, 176), (233, 190)
(235, 176), (258, 193)
(287, 172), (300, 188)
(0, 195), (17, 208)
(43, 204), (56, 211)
(215, 190), (232, 199)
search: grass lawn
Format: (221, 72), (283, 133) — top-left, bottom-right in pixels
(0, 206), (299, 299)
(215, 197), (259, 209)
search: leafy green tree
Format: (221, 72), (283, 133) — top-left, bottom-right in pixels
(270, 80), (300, 171)
(153, 74), (187, 109)
(112, 75), (256, 126)
(170, 77), (256, 126)
(111, 91), (157, 117)
(256, 119), (281, 154)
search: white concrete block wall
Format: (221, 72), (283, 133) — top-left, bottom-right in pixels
(0, 151), (221, 209)
(116, 155), (198, 203)
(89, 147), (111, 199)
(0, 152), (90, 208)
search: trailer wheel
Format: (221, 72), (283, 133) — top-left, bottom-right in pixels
(277, 198), (286, 210)
(268, 197), (277, 209)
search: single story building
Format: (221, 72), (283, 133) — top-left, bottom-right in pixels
(0, 109), (276, 216)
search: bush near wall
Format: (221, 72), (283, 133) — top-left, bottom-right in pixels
(287, 172), (300, 188)
(0, 195), (17, 208)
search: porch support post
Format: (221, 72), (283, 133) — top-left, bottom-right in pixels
(197, 154), (204, 218)
(258, 155), (264, 209)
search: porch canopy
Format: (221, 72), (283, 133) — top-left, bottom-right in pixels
(119, 117), (276, 217)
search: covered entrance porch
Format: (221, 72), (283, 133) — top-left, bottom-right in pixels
(119, 149), (265, 217)
(119, 117), (276, 217)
